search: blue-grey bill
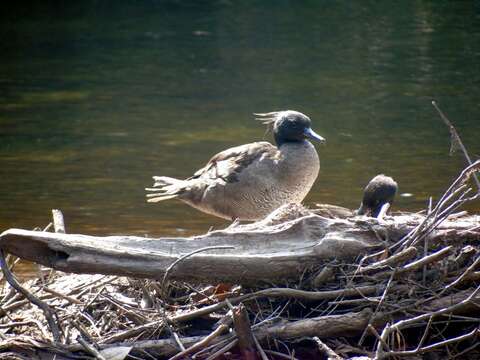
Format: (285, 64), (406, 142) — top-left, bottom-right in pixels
(304, 127), (326, 144)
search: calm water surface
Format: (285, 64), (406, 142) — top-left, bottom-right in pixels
(1, 1), (480, 237)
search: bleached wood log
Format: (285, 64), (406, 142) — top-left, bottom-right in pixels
(0, 204), (478, 284)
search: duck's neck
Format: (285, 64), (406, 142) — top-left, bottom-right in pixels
(275, 137), (309, 148)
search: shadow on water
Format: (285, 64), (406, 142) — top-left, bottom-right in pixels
(0, 1), (479, 237)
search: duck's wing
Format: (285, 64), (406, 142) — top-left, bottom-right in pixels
(189, 141), (279, 182)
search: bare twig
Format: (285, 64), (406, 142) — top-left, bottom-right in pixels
(383, 327), (479, 358)
(101, 321), (164, 344)
(233, 304), (257, 360)
(169, 285), (379, 324)
(0, 249), (61, 343)
(42, 287), (83, 305)
(77, 337), (106, 360)
(170, 315), (232, 360)
(444, 255), (480, 291)
(161, 245), (235, 296)
(264, 349), (300, 360)
(359, 271), (396, 345)
(358, 247), (417, 274)
(376, 285), (480, 359)
(253, 334), (269, 360)
(432, 100), (480, 192)
(313, 336), (343, 360)
(400, 246), (453, 273)
(205, 339), (238, 360)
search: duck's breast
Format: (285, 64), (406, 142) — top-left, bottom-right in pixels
(274, 141), (320, 202)
(218, 141), (319, 219)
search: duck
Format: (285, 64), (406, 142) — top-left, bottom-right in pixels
(357, 174), (398, 218)
(145, 110), (325, 221)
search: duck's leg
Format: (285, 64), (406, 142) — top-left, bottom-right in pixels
(226, 217), (241, 229)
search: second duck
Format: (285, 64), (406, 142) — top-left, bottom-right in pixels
(146, 110), (325, 221)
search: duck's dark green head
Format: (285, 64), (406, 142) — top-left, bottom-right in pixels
(255, 110), (326, 147)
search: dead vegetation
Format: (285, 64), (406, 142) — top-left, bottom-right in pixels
(0, 160), (479, 359)
(0, 104), (479, 359)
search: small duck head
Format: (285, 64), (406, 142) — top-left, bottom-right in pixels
(255, 110), (326, 147)
(357, 174), (398, 217)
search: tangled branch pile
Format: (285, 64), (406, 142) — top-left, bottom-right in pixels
(0, 162), (480, 360)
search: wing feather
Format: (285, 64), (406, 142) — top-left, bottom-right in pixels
(189, 142), (278, 182)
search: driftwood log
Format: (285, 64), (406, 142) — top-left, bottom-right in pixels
(0, 203), (478, 285)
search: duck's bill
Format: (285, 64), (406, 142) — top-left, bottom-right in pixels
(304, 127), (326, 144)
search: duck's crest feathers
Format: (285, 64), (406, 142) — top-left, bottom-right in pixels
(254, 111), (282, 125)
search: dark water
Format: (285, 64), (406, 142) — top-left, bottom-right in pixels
(1, 1), (480, 237)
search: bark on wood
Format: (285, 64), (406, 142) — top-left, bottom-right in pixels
(233, 304), (258, 360)
(0, 204), (479, 284)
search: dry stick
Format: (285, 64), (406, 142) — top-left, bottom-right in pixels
(414, 316), (434, 354)
(376, 285), (480, 359)
(0, 319), (49, 339)
(432, 100), (480, 192)
(205, 339), (238, 360)
(406, 187), (471, 249)
(0, 293), (62, 318)
(169, 285), (379, 323)
(77, 337), (106, 360)
(371, 246), (453, 280)
(449, 337), (480, 359)
(358, 247), (417, 274)
(384, 327), (479, 358)
(368, 324), (391, 354)
(42, 287), (83, 305)
(397, 161), (480, 250)
(102, 294), (149, 324)
(52, 209), (66, 234)
(169, 315), (232, 360)
(375, 322), (391, 359)
(329, 297), (381, 306)
(172, 331), (186, 352)
(160, 245), (235, 296)
(252, 334), (269, 360)
(264, 349), (300, 360)
(359, 271), (396, 346)
(423, 233), (429, 285)
(444, 254), (480, 292)
(232, 303), (258, 360)
(101, 320), (164, 344)
(414, 194), (480, 251)
(313, 337), (344, 360)
(64, 309), (377, 356)
(312, 266), (335, 287)
(252, 286), (379, 302)
(0, 249), (61, 343)
(400, 246), (453, 273)
(72, 319), (97, 345)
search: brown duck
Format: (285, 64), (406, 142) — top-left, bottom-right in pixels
(146, 110), (325, 221)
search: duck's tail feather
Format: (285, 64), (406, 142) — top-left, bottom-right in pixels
(145, 176), (187, 203)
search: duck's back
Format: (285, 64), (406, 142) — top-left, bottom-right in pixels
(181, 141), (320, 220)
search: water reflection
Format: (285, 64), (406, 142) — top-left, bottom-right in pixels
(0, 1), (479, 237)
